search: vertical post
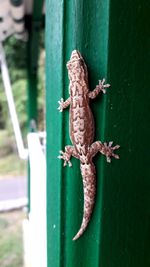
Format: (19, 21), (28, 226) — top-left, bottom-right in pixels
(46, 0), (150, 266)
(26, 26), (38, 212)
(26, 0), (44, 211)
(27, 133), (47, 267)
(46, 0), (110, 266)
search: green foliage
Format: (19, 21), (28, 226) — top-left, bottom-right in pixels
(0, 31), (45, 137)
(0, 211), (24, 267)
(0, 154), (26, 177)
(0, 130), (13, 157)
(3, 36), (27, 78)
(12, 79), (27, 131)
(0, 27), (44, 177)
(37, 48), (45, 130)
(0, 36), (27, 132)
(0, 130), (26, 176)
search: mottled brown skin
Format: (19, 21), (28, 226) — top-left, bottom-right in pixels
(58, 50), (120, 240)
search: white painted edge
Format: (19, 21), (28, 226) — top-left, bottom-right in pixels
(0, 197), (28, 212)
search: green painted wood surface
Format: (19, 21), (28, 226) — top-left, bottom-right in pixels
(27, 0), (44, 127)
(27, 0), (44, 211)
(46, 0), (150, 266)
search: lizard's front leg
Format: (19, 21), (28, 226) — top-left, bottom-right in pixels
(58, 97), (71, 112)
(58, 145), (79, 167)
(89, 141), (120, 163)
(88, 78), (110, 99)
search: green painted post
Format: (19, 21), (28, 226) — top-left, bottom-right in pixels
(27, 0), (44, 211)
(46, 0), (150, 266)
(27, 3), (44, 129)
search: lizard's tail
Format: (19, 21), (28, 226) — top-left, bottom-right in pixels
(73, 162), (96, 241)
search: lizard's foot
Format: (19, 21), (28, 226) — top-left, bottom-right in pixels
(57, 98), (64, 112)
(97, 78), (110, 94)
(103, 141), (120, 163)
(58, 150), (72, 167)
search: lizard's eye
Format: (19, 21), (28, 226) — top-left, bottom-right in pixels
(79, 59), (84, 65)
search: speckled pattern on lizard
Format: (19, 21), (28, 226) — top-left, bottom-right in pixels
(58, 50), (120, 240)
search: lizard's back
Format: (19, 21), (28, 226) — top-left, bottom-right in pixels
(69, 82), (94, 155)
(58, 50), (120, 240)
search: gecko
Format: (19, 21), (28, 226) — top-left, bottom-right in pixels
(58, 50), (120, 241)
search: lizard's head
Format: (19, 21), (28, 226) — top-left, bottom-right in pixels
(67, 50), (88, 86)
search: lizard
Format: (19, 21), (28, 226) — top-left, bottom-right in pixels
(58, 50), (120, 241)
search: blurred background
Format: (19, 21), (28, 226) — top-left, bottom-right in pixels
(0, 1), (45, 266)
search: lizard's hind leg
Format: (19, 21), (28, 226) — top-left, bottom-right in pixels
(58, 146), (79, 167)
(89, 141), (120, 163)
